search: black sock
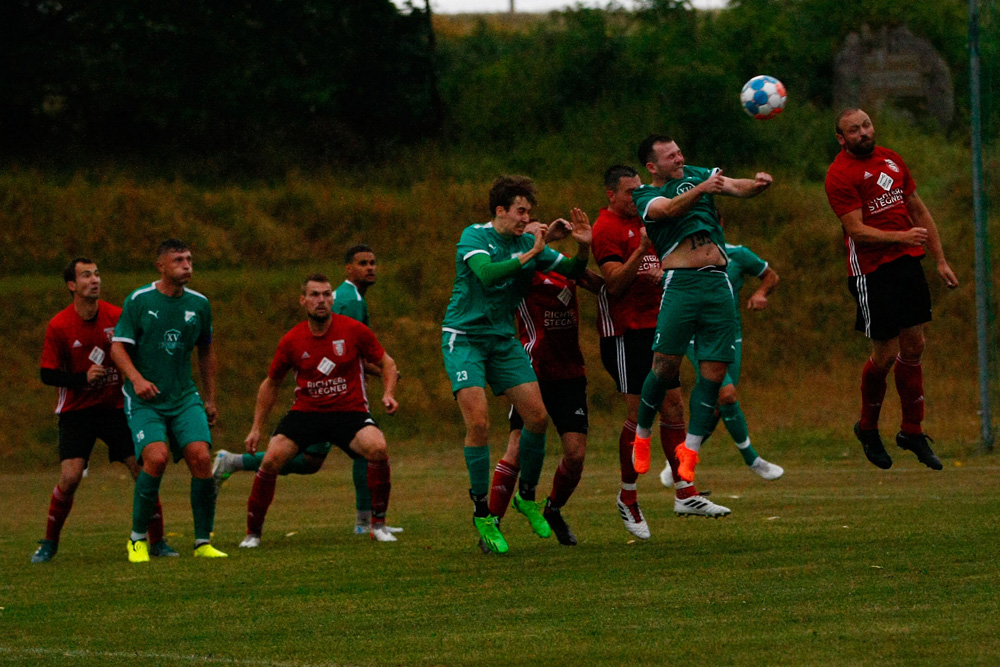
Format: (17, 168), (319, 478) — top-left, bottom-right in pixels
(518, 480), (536, 502)
(469, 489), (490, 518)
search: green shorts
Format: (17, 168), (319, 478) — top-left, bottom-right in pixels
(654, 268), (737, 363)
(442, 331), (537, 396)
(687, 338), (743, 386)
(125, 392), (212, 463)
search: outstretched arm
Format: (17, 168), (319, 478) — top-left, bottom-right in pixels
(720, 172), (773, 198)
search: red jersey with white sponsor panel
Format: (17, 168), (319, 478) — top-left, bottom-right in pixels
(40, 301), (124, 413)
(824, 145), (924, 276)
(516, 271), (585, 382)
(268, 315), (385, 413)
(591, 207), (662, 337)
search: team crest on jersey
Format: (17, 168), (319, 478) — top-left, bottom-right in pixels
(675, 181), (695, 194)
(184, 310), (196, 323)
(104, 327), (115, 342)
(884, 159), (900, 173)
(161, 329), (182, 355)
(877, 172), (894, 192)
(332, 340), (345, 356)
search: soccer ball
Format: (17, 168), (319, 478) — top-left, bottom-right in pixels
(740, 75), (786, 120)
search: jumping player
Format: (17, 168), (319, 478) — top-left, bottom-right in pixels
(31, 258), (176, 563)
(111, 240), (226, 562)
(631, 135), (773, 517)
(824, 108), (958, 469)
(489, 221), (604, 546)
(442, 175), (591, 554)
(240, 274), (400, 546)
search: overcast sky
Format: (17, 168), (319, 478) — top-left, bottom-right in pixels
(395, 0), (729, 14)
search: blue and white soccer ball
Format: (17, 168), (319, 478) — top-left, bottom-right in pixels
(740, 75), (787, 120)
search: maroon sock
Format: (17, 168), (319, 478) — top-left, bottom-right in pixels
(247, 469), (277, 536)
(860, 358), (889, 430)
(894, 356), (925, 435)
(367, 459), (391, 525)
(147, 497), (164, 544)
(489, 460), (519, 519)
(619, 420), (638, 504)
(548, 457), (583, 509)
(44, 485), (74, 542)
(659, 420), (685, 484)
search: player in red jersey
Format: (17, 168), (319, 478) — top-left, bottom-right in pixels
(488, 222), (603, 546)
(31, 258), (175, 563)
(592, 166), (721, 535)
(240, 274), (400, 546)
(825, 109), (958, 470)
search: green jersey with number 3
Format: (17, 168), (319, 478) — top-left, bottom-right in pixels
(632, 165), (727, 261)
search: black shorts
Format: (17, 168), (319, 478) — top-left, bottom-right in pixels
(58, 407), (134, 463)
(599, 328), (679, 394)
(273, 410), (379, 460)
(848, 255), (932, 341)
(509, 376), (588, 436)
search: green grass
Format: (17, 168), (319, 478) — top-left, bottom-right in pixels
(2, 436), (998, 666)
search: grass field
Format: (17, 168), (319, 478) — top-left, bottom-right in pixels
(3, 433), (998, 666)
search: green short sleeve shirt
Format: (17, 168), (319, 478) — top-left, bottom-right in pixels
(442, 222), (565, 337)
(332, 280), (369, 326)
(113, 282), (213, 411)
(632, 166), (727, 260)
(723, 244), (768, 330)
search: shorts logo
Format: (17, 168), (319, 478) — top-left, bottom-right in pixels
(574, 408), (585, 416)
(877, 172), (894, 191)
(676, 181), (695, 195)
(884, 159), (900, 173)
(317, 357), (336, 375)
(161, 329), (182, 355)
(332, 340), (345, 356)
(185, 310), (197, 323)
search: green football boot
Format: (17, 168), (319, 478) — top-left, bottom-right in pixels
(473, 515), (508, 554)
(512, 492), (552, 538)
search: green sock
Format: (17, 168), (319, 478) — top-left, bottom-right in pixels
(518, 428), (547, 498)
(131, 471), (162, 535)
(638, 370), (674, 432)
(689, 376), (722, 436)
(242, 453), (263, 471)
(190, 477), (217, 542)
(280, 454), (315, 476)
(720, 402), (757, 464)
(352, 457), (372, 511)
(464, 446), (491, 498)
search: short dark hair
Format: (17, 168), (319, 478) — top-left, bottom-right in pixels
(345, 243), (373, 264)
(835, 108), (863, 135)
(157, 238), (189, 257)
(301, 272), (330, 294)
(603, 165), (639, 192)
(63, 257), (94, 284)
(488, 175), (537, 216)
(637, 134), (674, 166)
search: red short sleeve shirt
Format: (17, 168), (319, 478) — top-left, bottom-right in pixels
(516, 271), (586, 382)
(40, 301), (124, 413)
(825, 146), (924, 276)
(269, 315), (385, 413)
(591, 207), (662, 336)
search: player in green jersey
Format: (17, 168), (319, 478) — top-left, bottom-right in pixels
(441, 175), (592, 554)
(658, 242), (784, 484)
(111, 239), (227, 562)
(630, 135), (772, 517)
(212, 243), (402, 536)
